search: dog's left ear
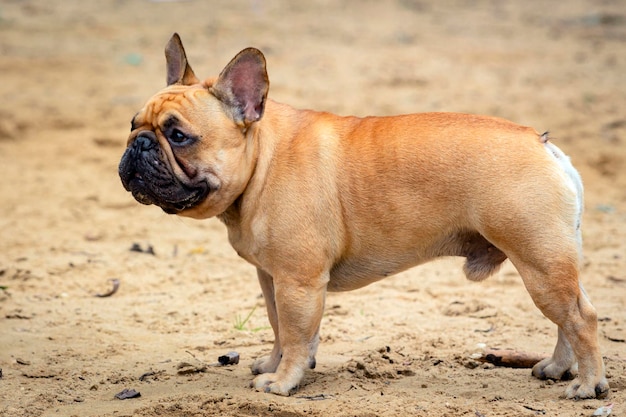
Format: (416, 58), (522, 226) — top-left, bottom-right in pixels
(211, 48), (269, 128)
(165, 33), (199, 86)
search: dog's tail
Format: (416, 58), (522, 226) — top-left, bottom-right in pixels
(541, 132), (584, 257)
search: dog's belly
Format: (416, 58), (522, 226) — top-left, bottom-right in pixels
(326, 229), (507, 291)
(328, 253), (429, 292)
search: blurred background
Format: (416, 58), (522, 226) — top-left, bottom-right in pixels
(0, 1), (624, 416)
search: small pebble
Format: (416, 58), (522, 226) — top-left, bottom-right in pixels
(218, 351), (240, 366)
(114, 388), (141, 400)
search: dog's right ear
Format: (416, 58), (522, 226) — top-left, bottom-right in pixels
(165, 33), (199, 86)
(211, 48), (269, 129)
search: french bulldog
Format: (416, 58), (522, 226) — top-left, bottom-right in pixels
(119, 33), (609, 399)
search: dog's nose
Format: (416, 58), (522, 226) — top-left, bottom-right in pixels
(135, 131), (158, 151)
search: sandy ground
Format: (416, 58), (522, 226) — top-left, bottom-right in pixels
(1, 1), (625, 416)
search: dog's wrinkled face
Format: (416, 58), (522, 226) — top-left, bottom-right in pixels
(119, 84), (241, 218)
(119, 34), (268, 219)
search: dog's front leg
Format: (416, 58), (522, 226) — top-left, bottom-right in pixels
(251, 269), (282, 375)
(251, 271), (328, 396)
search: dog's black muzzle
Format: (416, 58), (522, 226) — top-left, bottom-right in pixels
(118, 131), (209, 214)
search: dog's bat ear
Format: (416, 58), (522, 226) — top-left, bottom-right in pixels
(211, 47), (269, 128)
(165, 33), (199, 86)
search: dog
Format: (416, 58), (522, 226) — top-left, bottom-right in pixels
(119, 33), (609, 399)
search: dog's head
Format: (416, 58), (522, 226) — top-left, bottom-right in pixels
(119, 34), (269, 218)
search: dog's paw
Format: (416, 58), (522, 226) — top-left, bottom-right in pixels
(532, 357), (577, 381)
(251, 355), (281, 375)
(565, 377), (610, 400)
(251, 373), (297, 396)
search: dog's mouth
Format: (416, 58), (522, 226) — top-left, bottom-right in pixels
(126, 173), (209, 214)
(119, 132), (210, 214)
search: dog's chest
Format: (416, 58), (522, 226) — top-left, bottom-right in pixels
(221, 217), (267, 270)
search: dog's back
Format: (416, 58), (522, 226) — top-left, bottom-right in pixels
(259, 110), (581, 291)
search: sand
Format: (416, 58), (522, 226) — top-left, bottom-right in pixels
(0, 1), (625, 416)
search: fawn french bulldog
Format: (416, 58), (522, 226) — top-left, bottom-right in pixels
(119, 34), (608, 399)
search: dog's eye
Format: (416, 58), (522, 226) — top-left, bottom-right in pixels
(169, 129), (188, 144)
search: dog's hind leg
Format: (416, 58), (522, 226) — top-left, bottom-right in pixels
(527, 139), (607, 398)
(511, 253), (608, 399)
(480, 139), (607, 399)
(533, 327), (577, 380)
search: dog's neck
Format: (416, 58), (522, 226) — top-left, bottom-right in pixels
(216, 99), (320, 231)
(218, 195), (243, 227)
(217, 100), (289, 226)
